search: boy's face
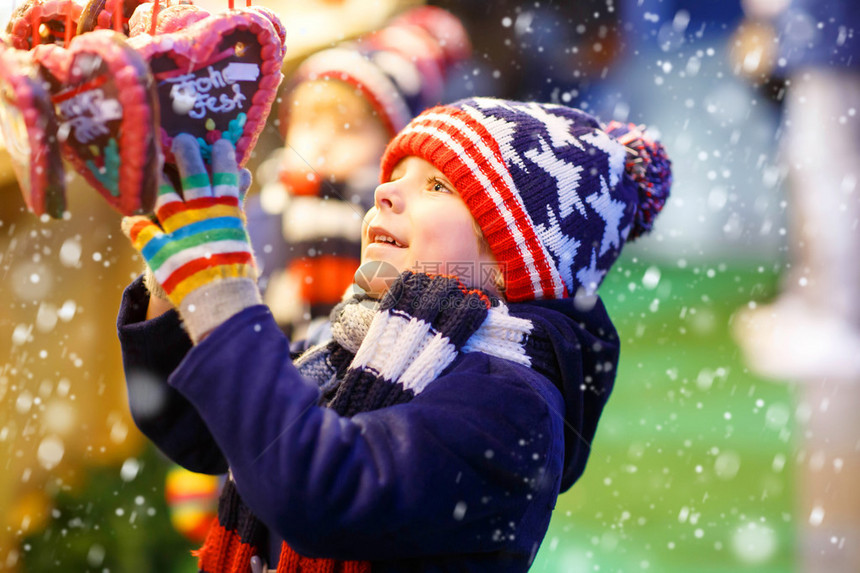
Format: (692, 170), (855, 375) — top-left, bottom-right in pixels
(360, 156), (500, 297)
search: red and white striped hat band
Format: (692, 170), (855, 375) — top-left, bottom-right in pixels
(381, 97), (645, 302)
(296, 48), (414, 136)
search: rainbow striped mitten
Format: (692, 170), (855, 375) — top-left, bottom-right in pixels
(122, 134), (262, 343)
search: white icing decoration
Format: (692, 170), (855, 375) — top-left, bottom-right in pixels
(170, 84), (197, 115)
(162, 63), (259, 119)
(56, 89), (122, 144)
(222, 62), (260, 83)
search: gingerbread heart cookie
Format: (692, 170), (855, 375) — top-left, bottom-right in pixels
(246, 6), (288, 61)
(35, 30), (160, 215)
(77, 0), (154, 35)
(0, 42), (66, 218)
(128, 9), (285, 167)
(6, 0), (85, 50)
(128, 2), (210, 37)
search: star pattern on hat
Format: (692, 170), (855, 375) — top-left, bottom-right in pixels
(518, 103), (585, 150)
(385, 96), (668, 301)
(524, 136), (586, 218)
(535, 207), (581, 293)
(620, 221), (633, 243)
(467, 101), (529, 171)
(576, 248), (606, 296)
(586, 176), (626, 256)
(582, 130), (627, 187)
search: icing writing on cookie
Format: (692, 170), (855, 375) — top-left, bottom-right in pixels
(55, 88), (122, 144)
(162, 63), (260, 119)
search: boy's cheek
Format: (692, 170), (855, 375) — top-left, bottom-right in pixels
(359, 209), (375, 248)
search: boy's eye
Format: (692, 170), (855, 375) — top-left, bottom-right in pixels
(427, 176), (452, 194)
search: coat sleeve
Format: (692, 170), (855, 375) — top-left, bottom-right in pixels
(168, 304), (567, 561)
(116, 276), (228, 474)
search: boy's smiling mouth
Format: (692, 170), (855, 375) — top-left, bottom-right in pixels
(373, 234), (405, 247)
(368, 225), (407, 248)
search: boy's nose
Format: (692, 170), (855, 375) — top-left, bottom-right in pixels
(373, 181), (404, 212)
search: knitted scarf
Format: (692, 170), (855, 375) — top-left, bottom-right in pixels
(193, 272), (545, 572)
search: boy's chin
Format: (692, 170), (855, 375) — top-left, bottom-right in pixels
(353, 259), (402, 298)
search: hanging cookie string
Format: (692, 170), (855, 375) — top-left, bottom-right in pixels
(30, 9), (40, 47)
(64, 8), (73, 47)
(151, 0), (161, 35)
(113, 0), (123, 32)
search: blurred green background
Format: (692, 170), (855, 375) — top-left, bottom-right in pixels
(532, 259), (795, 572)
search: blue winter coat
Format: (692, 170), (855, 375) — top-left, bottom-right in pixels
(117, 276), (619, 571)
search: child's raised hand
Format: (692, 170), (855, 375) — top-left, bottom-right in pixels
(121, 135), (261, 342)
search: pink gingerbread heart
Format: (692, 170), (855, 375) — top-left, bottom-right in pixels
(35, 29), (161, 215)
(128, 8), (285, 168)
(128, 2), (210, 37)
(6, 0), (85, 50)
(77, 0), (152, 35)
(0, 41), (66, 218)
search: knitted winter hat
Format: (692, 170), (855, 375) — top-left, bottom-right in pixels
(380, 97), (672, 302)
(287, 7), (470, 136)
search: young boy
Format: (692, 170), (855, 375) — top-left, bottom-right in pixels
(118, 97), (671, 572)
